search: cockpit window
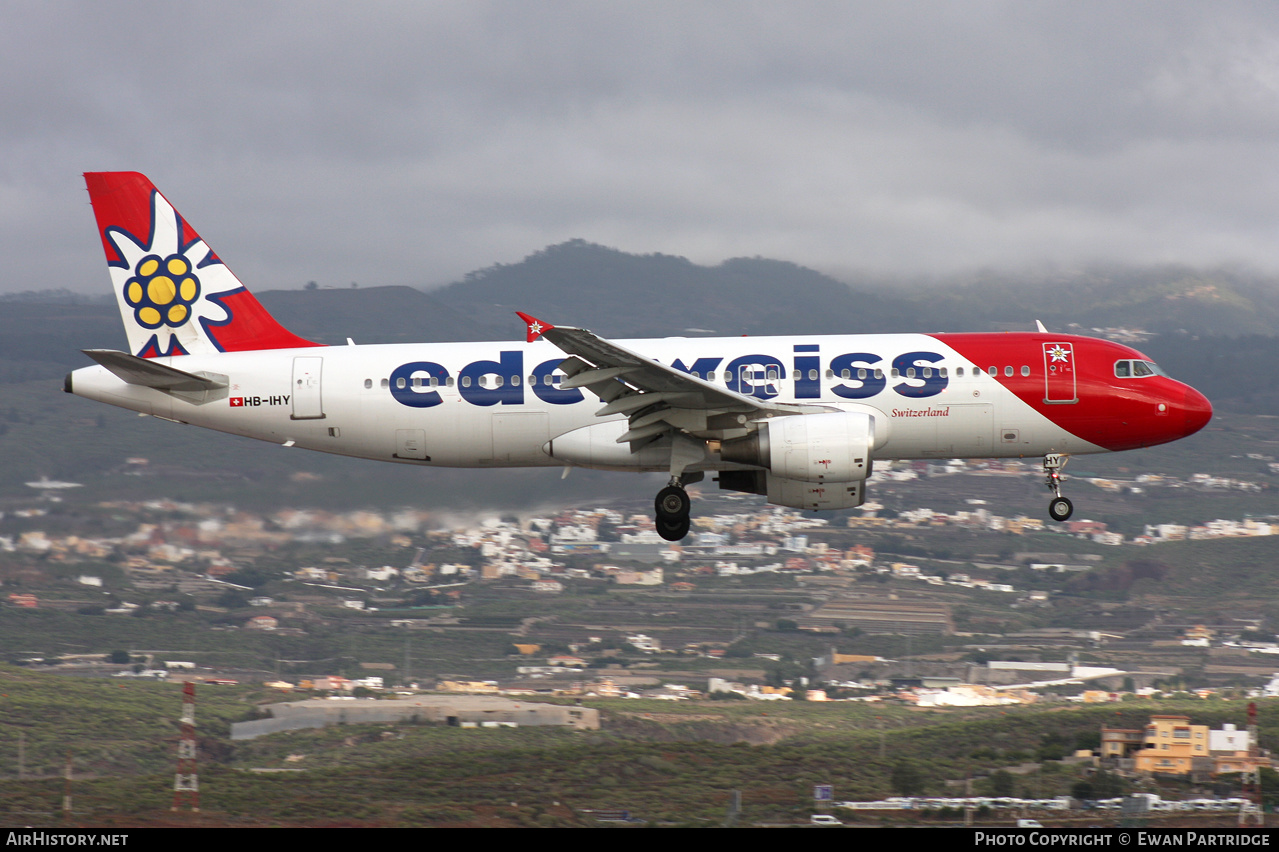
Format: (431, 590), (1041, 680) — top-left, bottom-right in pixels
(1115, 359), (1166, 378)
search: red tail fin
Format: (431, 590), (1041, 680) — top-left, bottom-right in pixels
(84, 172), (320, 357)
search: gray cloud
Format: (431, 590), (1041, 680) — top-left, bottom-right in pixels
(5, 1), (1279, 296)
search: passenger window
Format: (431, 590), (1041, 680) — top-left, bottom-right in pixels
(874, 369), (883, 380)
(430, 377), (438, 388)
(363, 378), (372, 389)
(412, 377), (422, 388)
(446, 377), (454, 387)
(1004, 366), (1013, 377)
(856, 368), (865, 380)
(528, 375), (537, 386)
(380, 378), (389, 389)
(939, 367), (947, 378)
(891, 368), (900, 379)
(706, 372), (716, 381)
(956, 367), (964, 377)
(461, 376), (471, 388)
(810, 369), (819, 381)
(906, 368), (916, 379)
(1021, 366), (1030, 377)
(988, 366), (997, 377)
(512, 375), (521, 386)
(922, 367), (932, 379)
(396, 377), (406, 390)
(791, 370), (800, 381)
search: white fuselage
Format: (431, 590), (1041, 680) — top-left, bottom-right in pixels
(69, 332), (1103, 471)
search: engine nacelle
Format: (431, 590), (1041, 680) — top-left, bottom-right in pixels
(716, 469), (866, 510)
(720, 411), (875, 484)
(770, 475), (865, 510)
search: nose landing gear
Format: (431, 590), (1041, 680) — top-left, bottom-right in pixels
(654, 479), (692, 542)
(1044, 453), (1073, 522)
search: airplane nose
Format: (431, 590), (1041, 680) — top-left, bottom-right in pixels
(1182, 386), (1212, 437)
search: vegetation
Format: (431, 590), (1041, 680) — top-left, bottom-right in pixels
(0, 665), (1274, 826)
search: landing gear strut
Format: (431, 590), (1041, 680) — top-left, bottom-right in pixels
(1043, 453), (1073, 522)
(654, 479), (692, 542)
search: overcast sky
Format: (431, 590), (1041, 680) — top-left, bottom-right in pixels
(6, 1), (1279, 295)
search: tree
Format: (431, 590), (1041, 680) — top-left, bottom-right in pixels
(1092, 769), (1125, 798)
(988, 769), (1015, 797)
(217, 589), (249, 609)
(891, 761), (925, 796)
(1036, 731), (1071, 761)
(1260, 767), (1279, 810)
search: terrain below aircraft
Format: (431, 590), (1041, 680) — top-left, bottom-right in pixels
(67, 172), (1213, 541)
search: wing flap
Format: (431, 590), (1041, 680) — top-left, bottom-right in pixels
(530, 319), (773, 453)
(527, 315), (837, 457)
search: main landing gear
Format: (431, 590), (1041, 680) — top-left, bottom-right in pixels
(655, 479), (692, 542)
(1043, 453), (1073, 522)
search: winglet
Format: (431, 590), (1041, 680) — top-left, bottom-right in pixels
(516, 312), (554, 343)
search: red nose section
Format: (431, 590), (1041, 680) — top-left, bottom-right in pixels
(1182, 386), (1212, 438)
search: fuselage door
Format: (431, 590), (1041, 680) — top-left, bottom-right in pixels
(291, 356), (325, 420)
(1042, 342), (1077, 404)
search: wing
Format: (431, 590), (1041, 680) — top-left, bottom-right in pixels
(517, 313), (832, 448)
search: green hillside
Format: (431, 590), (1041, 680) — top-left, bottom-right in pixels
(1, 664), (1274, 826)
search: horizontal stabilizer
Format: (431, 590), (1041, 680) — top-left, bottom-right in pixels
(81, 349), (227, 392)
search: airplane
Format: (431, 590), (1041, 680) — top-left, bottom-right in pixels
(66, 172), (1213, 541)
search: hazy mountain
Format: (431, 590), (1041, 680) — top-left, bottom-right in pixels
(257, 286), (502, 345)
(5, 239), (1279, 410)
(430, 239), (916, 338)
(430, 242), (1279, 338)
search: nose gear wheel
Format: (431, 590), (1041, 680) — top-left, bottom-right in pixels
(1043, 453), (1073, 522)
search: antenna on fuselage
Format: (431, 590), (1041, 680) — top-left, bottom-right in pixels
(1035, 320), (1048, 333)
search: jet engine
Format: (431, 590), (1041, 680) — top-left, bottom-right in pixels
(718, 411), (877, 510)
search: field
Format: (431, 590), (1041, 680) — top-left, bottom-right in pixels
(0, 665), (1275, 827)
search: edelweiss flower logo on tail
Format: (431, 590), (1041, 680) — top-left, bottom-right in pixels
(123, 254), (200, 329)
(103, 190), (242, 358)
